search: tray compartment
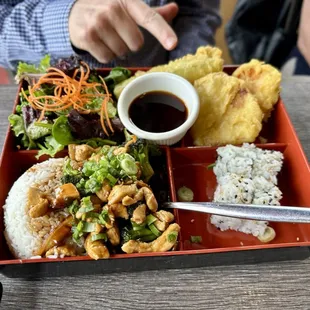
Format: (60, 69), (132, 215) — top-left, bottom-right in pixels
(0, 145), (180, 261)
(169, 143), (310, 251)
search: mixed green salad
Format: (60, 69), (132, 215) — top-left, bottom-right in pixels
(9, 55), (131, 158)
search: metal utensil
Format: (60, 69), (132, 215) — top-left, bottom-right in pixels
(163, 202), (310, 223)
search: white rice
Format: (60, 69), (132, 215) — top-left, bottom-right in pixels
(211, 144), (283, 238)
(3, 158), (68, 259)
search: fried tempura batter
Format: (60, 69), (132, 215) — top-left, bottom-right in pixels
(113, 46), (223, 98)
(190, 72), (264, 146)
(233, 59), (281, 120)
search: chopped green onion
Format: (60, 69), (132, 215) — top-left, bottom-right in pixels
(177, 186), (194, 202)
(120, 158), (138, 175)
(72, 227), (81, 241)
(87, 212), (100, 219)
(80, 204), (94, 213)
(68, 200), (79, 215)
(77, 221), (84, 232)
(190, 236), (202, 243)
(149, 224), (162, 237)
(131, 220), (146, 231)
(91, 233), (107, 242)
(167, 231), (178, 243)
(82, 222), (96, 233)
(99, 209), (110, 225)
(207, 163), (216, 170)
(106, 173), (117, 186)
(78, 205), (94, 214)
(78, 196), (94, 214)
(81, 196), (93, 208)
(146, 214), (157, 226)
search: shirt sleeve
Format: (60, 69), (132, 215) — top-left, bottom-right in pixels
(169, 0), (222, 60)
(0, 0), (76, 70)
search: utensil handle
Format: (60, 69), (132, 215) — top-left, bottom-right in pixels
(163, 202), (310, 223)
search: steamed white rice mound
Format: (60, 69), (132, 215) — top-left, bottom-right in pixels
(3, 158), (68, 259)
(211, 144), (283, 240)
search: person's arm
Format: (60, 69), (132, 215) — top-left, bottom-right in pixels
(169, 0), (222, 59)
(0, 0), (77, 69)
(297, 0), (310, 66)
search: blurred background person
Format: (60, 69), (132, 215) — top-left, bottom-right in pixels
(281, 0), (310, 75)
(0, 0), (221, 72)
(225, 0), (303, 69)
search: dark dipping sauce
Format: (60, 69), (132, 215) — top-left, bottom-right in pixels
(129, 91), (188, 133)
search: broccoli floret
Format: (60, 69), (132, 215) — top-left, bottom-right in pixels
(61, 174), (82, 185)
(128, 138), (160, 182)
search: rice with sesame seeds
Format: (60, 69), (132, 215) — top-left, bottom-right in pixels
(210, 144), (283, 241)
(3, 158), (69, 259)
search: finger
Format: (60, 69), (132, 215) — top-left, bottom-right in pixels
(122, 0), (178, 50)
(85, 30), (116, 63)
(96, 18), (129, 58)
(155, 3), (179, 23)
(107, 5), (144, 52)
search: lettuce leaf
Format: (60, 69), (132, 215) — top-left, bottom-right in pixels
(16, 55), (51, 81)
(103, 67), (131, 91)
(8, 114), (25, 138)
(8, 114), (36, 149)
(36, 136), (64, 159)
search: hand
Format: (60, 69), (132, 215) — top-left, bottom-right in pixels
(69, 0), (179, 63)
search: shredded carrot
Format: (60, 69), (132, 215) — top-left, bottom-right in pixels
(21, 62), (114, 136)
(99, 76), (114, 133)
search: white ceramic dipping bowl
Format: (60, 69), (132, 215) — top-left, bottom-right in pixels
(117, 72), (200, 145)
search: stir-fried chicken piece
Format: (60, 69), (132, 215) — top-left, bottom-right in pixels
(122, 223), (180, 253)
(122, 187), (158, 212)
(53, 183), (80, 209)
(68, 144), (96, 161)
(139, 187), (158, 212)
(135, 180), (150, 189)
(108, 184), (137, 205)
(96, 182), (111, 202)
(45, 245), (77, 257)
(132, 204), (147, 224)
(153, 210), (175, 232)
(27, 187), (50, 218)
(155, 210), (174, 223)
(109, 203), (129, 219)
(90, 195), (103, 205)
(122, 196), (136, 206)
(84, 234), (110, 260)
(93, 223), (103, 234)
(106, 225), (120, 246)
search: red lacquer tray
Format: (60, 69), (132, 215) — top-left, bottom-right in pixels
(0, 66), (310, 278)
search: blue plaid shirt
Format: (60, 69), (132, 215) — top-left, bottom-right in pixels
(0, 0), (221, 70)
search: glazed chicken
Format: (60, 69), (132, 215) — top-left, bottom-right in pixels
(122, 223), (180, 254)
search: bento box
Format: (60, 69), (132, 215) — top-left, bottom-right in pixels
(0, 64), (310, 279)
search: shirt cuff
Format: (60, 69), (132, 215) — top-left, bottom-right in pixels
(42, 0), (76, 58)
